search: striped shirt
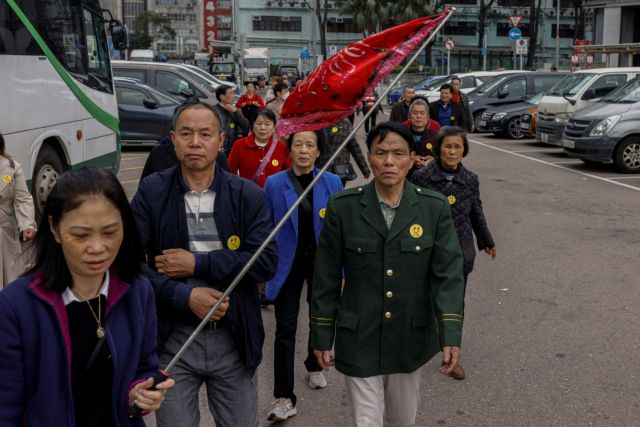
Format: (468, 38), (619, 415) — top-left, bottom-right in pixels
(184, 189), (222, 288)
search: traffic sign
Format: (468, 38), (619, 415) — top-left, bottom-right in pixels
(509, 15), (523, 28)
(329, 45), (337, 56)
(571, 55), (579, 65)
(445, 38), (455, 51)
(508, 28), (522, 41)
(516, 38), (528, 55)
(586, 54), (594, 64)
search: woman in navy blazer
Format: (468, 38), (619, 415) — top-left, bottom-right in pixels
(263, 129), (343, 421)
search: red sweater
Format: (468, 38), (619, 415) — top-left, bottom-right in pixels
(228, 134), (291, 188)
(236, 93), (265, 109)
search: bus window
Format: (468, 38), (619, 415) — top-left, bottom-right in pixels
(83, 9), (113, 93)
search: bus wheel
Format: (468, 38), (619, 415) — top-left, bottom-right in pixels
(33, 145), (64, 219)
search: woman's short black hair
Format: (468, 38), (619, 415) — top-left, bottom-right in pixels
(254, 109), (277, 126)
(285, 129), (325, 154)
(273, 82), (288, 97)
(365, 122), (414, 152)
(433, 126), (470, 157)
(27, 168), (143, 292)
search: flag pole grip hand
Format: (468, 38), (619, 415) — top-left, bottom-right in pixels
(128, 370), (170, 419)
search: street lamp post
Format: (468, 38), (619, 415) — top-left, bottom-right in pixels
(555, 0), (560, 69)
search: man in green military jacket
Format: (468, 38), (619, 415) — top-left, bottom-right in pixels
(310, 122), (466, 427)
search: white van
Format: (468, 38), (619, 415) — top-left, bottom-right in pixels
(536, 67), (640, 146)
(414, 71), (518, 102)
(129, 49), (155, 62)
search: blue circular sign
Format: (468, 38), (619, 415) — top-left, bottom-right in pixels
(509, 28), (522, 41)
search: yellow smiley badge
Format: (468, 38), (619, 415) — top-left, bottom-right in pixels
(271, 159), (279, 167)
(230, 123), (235, 129)
(451, 116), (456, 121)
(448, 195), (456, 205)
(331, 127), (338, 133)
(426, 143), (433, 150)
(2, 175), (12, 184)
(227, 235), (241, 251)
(409, 224), (423, 239)
(319, 208), (326, 219)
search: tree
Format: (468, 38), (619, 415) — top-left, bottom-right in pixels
(129, 11), (176, 50)
(389, 0), (435, 69)
(314, 0), (331, 60)
(339, 0), (389, 37)
(477, 0), (498, 49)
(526, 0), (543, 68)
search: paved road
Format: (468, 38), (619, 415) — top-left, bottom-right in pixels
(119, 128), (640, 426)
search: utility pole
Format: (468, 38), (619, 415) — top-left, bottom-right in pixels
(555, 0), (560, 69)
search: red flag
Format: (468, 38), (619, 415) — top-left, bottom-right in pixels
(276, 10), (450, 137)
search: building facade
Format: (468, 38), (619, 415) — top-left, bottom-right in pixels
(584, 0), (640, 66)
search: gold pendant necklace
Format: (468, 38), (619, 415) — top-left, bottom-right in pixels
(85, 295), (105, 338)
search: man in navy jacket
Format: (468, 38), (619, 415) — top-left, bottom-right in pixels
(131, 102), (278, 426)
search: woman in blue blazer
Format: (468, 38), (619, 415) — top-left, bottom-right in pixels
(263, 129), (343, 421)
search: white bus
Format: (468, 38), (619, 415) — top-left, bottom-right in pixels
(0, 0), (125, 216)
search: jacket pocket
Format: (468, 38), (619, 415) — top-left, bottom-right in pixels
(410, 310), (434, 360)
(335, 310), (360, 366)
(399, 235), (433, 277)
(344, 236), (379, 277)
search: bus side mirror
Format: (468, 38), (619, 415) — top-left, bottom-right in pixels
(110, 21), (128, 51)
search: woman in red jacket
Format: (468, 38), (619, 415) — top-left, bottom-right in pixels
(228, 109), (291, 188)
(236, 82), (265, 126)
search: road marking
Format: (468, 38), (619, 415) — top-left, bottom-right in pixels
(512, 149), (561, 153)
(608, 176), (640, 180)
(119, 165), (144, 171)
(469, 138), (640, 192)
(551, 160), (583, 164)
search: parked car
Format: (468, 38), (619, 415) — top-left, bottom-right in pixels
(415, 71), (508, 102)
(175, 63), (238, 93)
(276, 65), (300, 78)
(112, 60), (219, 105)
(211, 61), (239, 83)
(536, 67), (640, 146)
(114, 78), (181, 146)
(386, 75), (445, 104)
(476, 91), (546, 139)
(468, 72), (564, 130)
(560, 75), (640, 173)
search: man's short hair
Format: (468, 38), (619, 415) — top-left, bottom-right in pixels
(366, 122), (414, 152)
(450, 76), (461, 84)
(433, 126), (470, 157)
(404, 86), (415, 92)
(408, 98), (429, 116)
(172, 102), (222, 132)
(440, 83), (453, 93)
(215, 85), (233, 102)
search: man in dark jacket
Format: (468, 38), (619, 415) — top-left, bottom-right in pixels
(451, 77), (474, 132)
(214, 85), (250, 156)
(388, 86), (416, 123)
(316, 118), (371, 185)
(429, 84), (468, 130)
(131, 102), (277, 426)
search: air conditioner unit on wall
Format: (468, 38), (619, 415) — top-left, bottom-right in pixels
(281, 16), (291, 21)
(266, 1), (273, 7)
(335, 17), (344, 23)
(548, 9), (556, 17)
(522, 9), (529, 15)
(252, 15), (262, 21)
(327, 1), (335, 9)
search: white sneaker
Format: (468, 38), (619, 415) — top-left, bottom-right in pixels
(267, 398), (297, 421)
(307, 371), (327, 389)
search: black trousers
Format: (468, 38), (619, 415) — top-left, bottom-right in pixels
(273, 259), (322, 404)
(363, 109), (378, 133)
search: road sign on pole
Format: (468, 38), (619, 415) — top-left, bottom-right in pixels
(444, 38), (455, 51)
(509, 28), (522, 41)
(571, 55), (579, 65)
(509, 15), (523, 27)
(516, 38), (528, 55)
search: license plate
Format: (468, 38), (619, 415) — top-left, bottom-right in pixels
(562, 139), (575, 149)
(219, 76), (227, 80)
(521, 123), (530, 130)
(478, 120), (486, 127)
(540, 133), (548, 143)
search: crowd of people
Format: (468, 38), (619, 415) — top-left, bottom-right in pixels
(0, 73), (497, 426)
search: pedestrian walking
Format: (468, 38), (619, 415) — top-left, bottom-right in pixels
(410, 126), (497, 379)
(0, 132), (37, 287)
(0, 168), (174, 426)
(237, 82), (265, 126)
(360, 90), (383, 134)
(214, 85), (250, 156)
(315, 118), (371, 186)
(310, 122), (466, 427)
(389, 86), (416, 122)
(403, 98), (441, 174)
(429, 83), (468, 129)
(131, 102), (278, 427)
(255, 76), (269, 100)
(265, 82), (290, 121)
(451, 77), (474, 132)
(228, 109), (291, 188)
(263, 130), (343, 422)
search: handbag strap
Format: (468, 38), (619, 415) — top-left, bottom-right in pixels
(82, 300), (119, 375)
(286, 169), (312, 214)
(252, 138), (279, 182)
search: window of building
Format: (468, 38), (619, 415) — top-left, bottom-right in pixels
(156, 43), (177, 51)
(218, 0), (232, 9)
(550, 24), (574, 38)
(327, 18), (360, 33)
(443, 21), (476, 36)
(498, 0), (529, 7)
(551, 0), (572, 8)
(253, 16), (302, 32)
(497, 23), (530, 37)
(448, 0), (477, 5)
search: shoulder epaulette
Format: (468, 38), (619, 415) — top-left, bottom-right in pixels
(333, 186), (365, 199)
(414, 185), (447, 202)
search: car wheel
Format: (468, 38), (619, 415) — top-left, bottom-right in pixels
(33, 145), (65, 220)
(613, 137), (640, 173)
(507, 117), (523, 139)
(473, 111), (484, 130)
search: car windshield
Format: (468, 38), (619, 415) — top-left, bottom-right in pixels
(547, 73), (594, 96)
(525, 92), (546, 105)
(212, 63), (234, 73)
(245, 58), (268, 68)
(601, 76), (640, 103)
(184, 65), (224, 85)
(423, 76), (452, 91)
(474, 75), (510, 94)
(414, 75), (445, 90)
